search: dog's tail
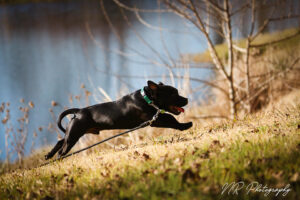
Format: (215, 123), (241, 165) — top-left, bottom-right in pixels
(57, 108), (80, 133)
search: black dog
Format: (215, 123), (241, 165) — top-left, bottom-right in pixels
(45, 81), (193, 160)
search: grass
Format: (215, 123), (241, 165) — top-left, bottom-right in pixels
(193, 28), (300, 63)
(0, 90), (300, 199)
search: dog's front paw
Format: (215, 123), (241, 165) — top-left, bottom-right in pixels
(179, 122), (193, 131)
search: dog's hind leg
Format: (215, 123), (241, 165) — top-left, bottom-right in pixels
(58, 119), (86, 158)
(45, 138), (64, 160)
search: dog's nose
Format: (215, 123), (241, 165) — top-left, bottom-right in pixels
(184, 97), (188, 105)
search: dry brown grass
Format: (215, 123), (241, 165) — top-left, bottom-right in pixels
(1, 89), (299, 199)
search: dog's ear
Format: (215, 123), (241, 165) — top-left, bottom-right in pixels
(158, 82), (164, 85)
(147, 80), (158, 91)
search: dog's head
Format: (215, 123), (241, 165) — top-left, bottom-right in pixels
(146, 80), (188, 115)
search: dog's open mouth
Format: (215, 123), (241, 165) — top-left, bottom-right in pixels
(169, 105), (185, 114)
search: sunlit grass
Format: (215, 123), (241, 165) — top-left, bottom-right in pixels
(1, 90), (300, 199)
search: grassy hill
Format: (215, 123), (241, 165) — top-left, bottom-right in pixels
(192, 28), (300, 63)
(0, 90), (300, 199)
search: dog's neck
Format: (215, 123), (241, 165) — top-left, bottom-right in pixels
(141, 87), (166, 114)
(142, 86), (153, 102)
(141, 86), (159, 108)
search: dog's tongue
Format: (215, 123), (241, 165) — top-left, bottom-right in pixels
(175, 106), (184, 113)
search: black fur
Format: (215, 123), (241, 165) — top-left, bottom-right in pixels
(45, 81), (193, 160)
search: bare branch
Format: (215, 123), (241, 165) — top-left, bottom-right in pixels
(187, 0), (229, 79)
(100, 0), (169, 68)
(112, 0), (171, 13)
(230, 2), (250, 16)
(223, 0), (234, 77)
(134, 9), (210, 36)
(85, 22), (136, 58)
(134, 10), (165, 31)
(204, 0), (225, 13)
(249, 0), (256, 37)
(222, 0), (237, 119)
(233, 44), (247, 53)
(249, 5), (276, 41)
(91, 66), (229, 96)
(119, 7), (170, 67)
(157, 0), (176, 85)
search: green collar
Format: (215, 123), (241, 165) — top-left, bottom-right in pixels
(141, 88), (166, 114)
(140, 88), (152, 104)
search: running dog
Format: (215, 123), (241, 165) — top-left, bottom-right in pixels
(45, 81), (193, 160)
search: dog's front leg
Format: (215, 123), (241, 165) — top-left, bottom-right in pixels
(150, 113), (192, 131)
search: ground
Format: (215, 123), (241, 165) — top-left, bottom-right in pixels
(0, 90), (300, 200)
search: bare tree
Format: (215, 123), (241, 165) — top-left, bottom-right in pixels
(101, 0), (300, 120)
(163, 0), (300, 119)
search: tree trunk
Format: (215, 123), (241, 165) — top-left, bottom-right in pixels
(227, 77), (236, 120)
(245, 39), (251, 113)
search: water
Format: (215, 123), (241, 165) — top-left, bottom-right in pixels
(0, 0), (298, 161)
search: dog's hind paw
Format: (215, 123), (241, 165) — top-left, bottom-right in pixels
(44, 153), (52, 160)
